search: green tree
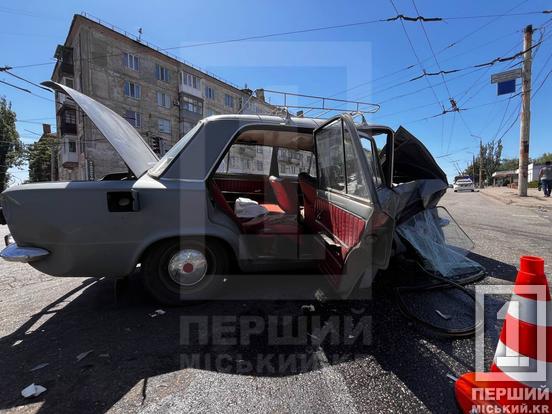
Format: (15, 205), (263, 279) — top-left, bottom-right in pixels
(28, 135), (57, 182)
(0, 97), (24, 191)
(533, 153), (552, 165)
(498, 158), (519, 171)
(462, 139), (503, 185)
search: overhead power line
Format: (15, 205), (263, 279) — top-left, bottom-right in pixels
(386, 14), (442, 22)
(411, 0), (454, 100)
(0, 79), (54, 102)
(410, 40), (544, 82)
(312, 1), (535, 117)
(3, 70), (51, 92)
(8, 8), (552, 71)
(389, 0), (445, 112)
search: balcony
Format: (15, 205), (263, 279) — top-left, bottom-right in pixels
(60, 122), (77, 136)
(54, 45), (74, 76)
(58, 107), (77, 135)
(60, 137), (78, 169)
(179, 83), (202, 98)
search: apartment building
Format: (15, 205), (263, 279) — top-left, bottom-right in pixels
(52, 13), (274, 180)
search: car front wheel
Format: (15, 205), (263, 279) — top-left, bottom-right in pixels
(141, 238), (229, 305)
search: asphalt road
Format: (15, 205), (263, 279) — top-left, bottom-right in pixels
(0, 191), (550, 413)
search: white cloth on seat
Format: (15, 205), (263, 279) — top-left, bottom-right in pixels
(234, 197), (268, 219)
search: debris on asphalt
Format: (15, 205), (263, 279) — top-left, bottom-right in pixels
(12, 340), (23, 347)
(29, 363), (49, 372)
(446, 373), (458, 382)
(314, 289), (327, 303)
(149, 309), (166, 317)
(98, 353), (110, 358)
(76, 350), (94, 361)
(21, 383), (47, 398)
(435, 309), (452, 320)
(301, 304), (316, 312)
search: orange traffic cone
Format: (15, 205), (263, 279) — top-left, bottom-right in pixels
(455, 256), (551, 413)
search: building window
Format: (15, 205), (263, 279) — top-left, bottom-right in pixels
(156, 91), (171, 108)
(63, 77), (74, 88)
(60, 108), (77, 135)
(181, 96), (202, 114)
(158, 118), (171, 134)
(155, 64), (170, 82)
(205, 86), (215, 100)
(224, 94), (234, 108)
(124, 110), (141, 128)
(68, 141), (77, 153)
(205, 108), (220, 117)
(123, 53), (139, 71)
(277, 148), (315, 177)
(64, 109), (76, 125)
(180, 71), (200, 89)
(181, 121), (195, 134)
(124, 80), (141, 99)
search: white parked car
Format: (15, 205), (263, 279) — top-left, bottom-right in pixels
(453, 177), (475, 192)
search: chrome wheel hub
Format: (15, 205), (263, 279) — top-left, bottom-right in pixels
(168, 249), (208, 287)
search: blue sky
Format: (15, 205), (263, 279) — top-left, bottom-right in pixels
(1, 0), (552, 183)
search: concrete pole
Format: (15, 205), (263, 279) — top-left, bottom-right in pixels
(472, 154), (476, 184)
(518, 25), (533, 196)
(479, 139), (484, 188)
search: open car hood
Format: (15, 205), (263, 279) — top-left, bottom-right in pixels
(42, 81), (159, 177)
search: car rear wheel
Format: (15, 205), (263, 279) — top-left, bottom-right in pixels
(141, 238), (229, 305)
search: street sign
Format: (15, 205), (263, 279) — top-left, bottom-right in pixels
(497, 79), (516, 95)
(491, 68), (522, 84)
(491, 69), (521, 96)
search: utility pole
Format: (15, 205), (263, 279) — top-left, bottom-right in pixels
(472, 153), (476, 184)
(518, 25), (533, 196)
(479, 139), (484, 188)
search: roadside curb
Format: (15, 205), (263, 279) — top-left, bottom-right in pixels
(479, 190), (549, 210)
(479, 190), (513, 205)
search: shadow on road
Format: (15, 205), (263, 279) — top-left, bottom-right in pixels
(468, 252), (518, 282)
(0, 254), (510, 413)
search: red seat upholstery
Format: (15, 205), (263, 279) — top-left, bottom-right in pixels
(298, 172), (317, 228)
(269, 176), (298, 214)
(208, 180), (297, 236)
(208, 181), (244, 229)
(260, 203), (285, 214)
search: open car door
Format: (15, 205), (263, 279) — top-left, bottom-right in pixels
(313, 115), (393, 298)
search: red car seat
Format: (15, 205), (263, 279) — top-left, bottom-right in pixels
(208, 180), (297, 235)
(268, 176), (298, 214)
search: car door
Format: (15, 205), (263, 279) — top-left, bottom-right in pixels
(313, 115), (390, 298)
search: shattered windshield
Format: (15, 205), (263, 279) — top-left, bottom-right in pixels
(148, 122), (203, 178)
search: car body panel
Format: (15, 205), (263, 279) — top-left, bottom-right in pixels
(1, 175), (240, 277)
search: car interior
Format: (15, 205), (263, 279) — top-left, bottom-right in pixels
(207, 124), (384, 271)
(208, 128), (316, 238)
